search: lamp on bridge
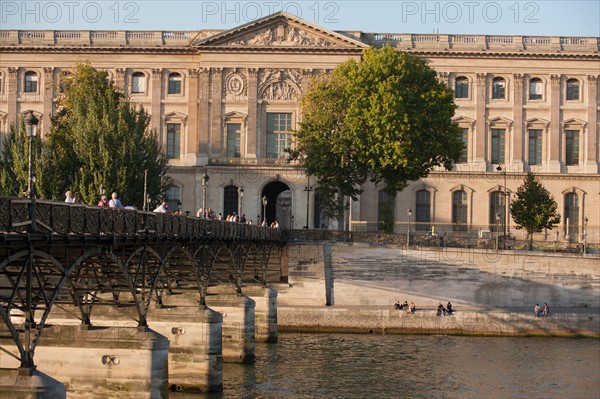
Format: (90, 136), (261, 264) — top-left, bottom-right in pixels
(304, 176), (313, 229)
(201, 171), (209, 218)
(238, 186), (244, 217)
(262, 195), (268, 226)
(496, 165), (508, 249)
(24, 110), (39, 232)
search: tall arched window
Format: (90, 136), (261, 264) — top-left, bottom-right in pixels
(529, 77), (543, 100)
(455, 76), (469, 99)
(223, 185), (239, 217)
(378, 190), (396, 232)
(564, 192), (579, 240)
(313, 188), (328, 229)
(415, 190), (431, 231)
(566, 78), (580, 101)
(165, 186), (180, 211)
(168, 72), (182, 95)
(131, 72), (146, 94)
(492, 77), (506, 99)
(452, 190), (467, 231)
(24, 71), (38, 93)
(489, 191), (504, 232)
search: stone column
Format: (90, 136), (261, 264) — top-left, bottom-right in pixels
(474, 73), (487, 170)
(585, 75), (598, 173)
(210, 68), (223, 156)
(42, 67), (54, 134)
(245, 68), (258, 158)
(187, 68), (201, 163)
(548, 74), (562, 172)
(7, 67), (18, 128)
(206, 287), (256, 364)
(512, 73), (524, 171)
(115, 68), (126, 92)
(198, 67), (210, 157)
(150, 68), (162, 136)
(243, 286), (278, 343)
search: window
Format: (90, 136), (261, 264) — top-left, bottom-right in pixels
(131, 72), (146, 94)
(377, 190), (395, 232)
(452, 190), (467, 231)
(226, 123), (241, 158)
(489, 191), (505, 232)
(455, 77), (469, 99)
(166, 123), (181, 159)
(529, 78), (543, 100)
(565, 130), (579, 166)
(566, 79), (579, 101)
(459, 128), (468, 163)
(266, 113), (292, 159)
(313, 188), (328, 229)
(165, 187), (180, 211)
(223, 185), (239, 217)
(492, 77), (506, 99)
(168, 73), (182, 95)
(564, 193), (579, 240)
(24, 71), (38, 93)
(491, 128), (505, 164)
(415, 190), (431, 231)
(528, 130), (543, 165)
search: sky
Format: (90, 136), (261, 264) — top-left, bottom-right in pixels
(1, 0), (599, 37)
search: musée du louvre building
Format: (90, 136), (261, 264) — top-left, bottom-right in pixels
(0, 12), (598, 242)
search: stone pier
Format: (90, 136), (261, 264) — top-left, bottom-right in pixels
(243, 285), (278, 343)
(0, 325), (170, 398)
(0, 367), (66, 399)
(206, 287), (256, 363)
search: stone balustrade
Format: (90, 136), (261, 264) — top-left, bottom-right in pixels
(1, 29), (597, 53)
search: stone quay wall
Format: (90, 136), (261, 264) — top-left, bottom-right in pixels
(275, 242), (600, 337)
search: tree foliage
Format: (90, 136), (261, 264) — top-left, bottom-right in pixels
(0, 64), (171, 206)
(289, 46), (463, 224)
(510, 172), (561, 249)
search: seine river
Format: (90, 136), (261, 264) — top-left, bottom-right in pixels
(178, 333), (600, 399)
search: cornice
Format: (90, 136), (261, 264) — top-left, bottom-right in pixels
(0, 46), (197, 54)
(429, 170), (600, 181)
(406, 49), (600, 60)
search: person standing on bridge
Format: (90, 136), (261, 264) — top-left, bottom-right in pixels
(98, 195), (110, 207)
(65, 191), (75, 203)
(153, 201), (169, 213)
(109, 192), (124, 209)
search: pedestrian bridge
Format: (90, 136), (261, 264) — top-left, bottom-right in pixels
(0, 196), (287, 395)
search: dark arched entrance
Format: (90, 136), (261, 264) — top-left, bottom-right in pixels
(261, 181), (292, 228)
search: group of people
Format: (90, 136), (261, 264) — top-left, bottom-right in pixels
(65, 190), (129, 209)
(394, 301), (416, 314)
(436, 302), (454, 316)
(534, 303), (550, 317)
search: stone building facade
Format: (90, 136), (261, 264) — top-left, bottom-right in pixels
(0, 13), (598, 243)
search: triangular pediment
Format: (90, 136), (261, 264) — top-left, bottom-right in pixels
(193, 12), (367, 50)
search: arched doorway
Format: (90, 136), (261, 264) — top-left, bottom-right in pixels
(262, 181), (292, 229)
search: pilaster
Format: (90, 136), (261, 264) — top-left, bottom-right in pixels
(115, 68), (126, 92)
(548, 74), (562, 172)
(198, 67), (210, 156)
(511, 73), (525, 171)
(42, 67), (54, 135)
(7, 67), (18, 128)
(585, 75), (598, 173)
(210, 68), (223, 156)
(150, 68), (162, 135)
(245, 68), (258, 158)
(187, 68), (201, 163)
(474, 73), (487, 166)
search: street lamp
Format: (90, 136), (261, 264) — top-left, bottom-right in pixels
(201, 171), (209, 218)
(304, 176), (313, 229)
(496, 212), (501, 251)
(496, 165), (508, 249)
(238, 186), (244, 217)
(24, 111), (39, 232)
(583, 216), (588, 254)
(262, 195), (268, 226)
(407, 208), (412, 246)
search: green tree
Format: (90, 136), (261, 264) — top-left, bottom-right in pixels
(42, 64), (171, 205)
(289, 46), (462, 229)
(510, 172), (561, 250)
(0, 118), (44, 197)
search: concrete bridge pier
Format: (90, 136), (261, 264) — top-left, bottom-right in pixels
(243, 286), (278, 343)
(147, 304), (224, 393)
(0, 324), (170, 398)
(0, 367), (66, 398)
(206, 287), (256, 363)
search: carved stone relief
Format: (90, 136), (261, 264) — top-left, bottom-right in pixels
(224, 71), (247, 100)
(261, 81), (298, 101)
(228, 23), (336, 47)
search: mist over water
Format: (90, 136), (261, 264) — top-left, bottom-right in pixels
(177, 333), (600, 399)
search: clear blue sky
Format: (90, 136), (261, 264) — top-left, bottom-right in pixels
(1, 1), (599, 37)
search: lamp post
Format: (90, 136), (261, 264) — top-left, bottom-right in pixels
(583, 216), (588, 254)
(407, 208), (412, 246)
(262, 195), (268, 226)
(201, 171), (209, 218)
(496, 165), (508, 249)
(24, 111), (39, 232)
(304, 176), (313, 229)
(238, 187), (244, 217)
(496, 212), (501, 251)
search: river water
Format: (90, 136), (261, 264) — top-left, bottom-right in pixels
(180, 333), (599, 399)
